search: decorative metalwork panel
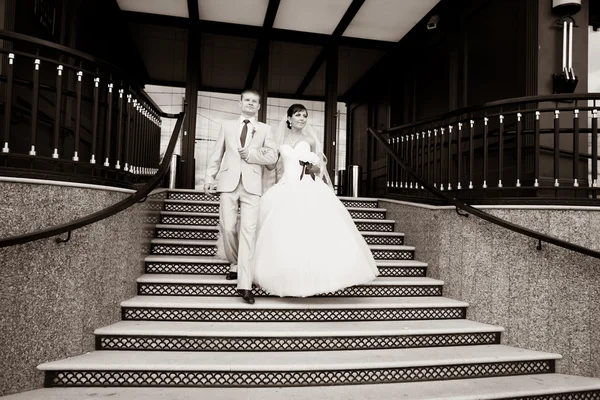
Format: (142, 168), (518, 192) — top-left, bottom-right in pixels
(378, 267), (427, 277)
(363, 235), (403, 245)
(122, 307), (466, 322)
(355, 222), (393, 232)
(145, 202), (164, 212)
(161, 215), (220, 226)
(146, 263), (229, 275)
(169, 193), (219, 202)
(46, 360), (551, 387)
(143, 227), (156, 239)
(138, 283), (441, 297)
(340, 200), (378, 208)
(165, 203), (219, 213)
(349, 210), (386, 220)
(97, 332), (499, 352)
(156, 229), (219, 241)
(511, 392), (600, 400)
(371, 249), (414, 260)
(151, 245), (216, 257)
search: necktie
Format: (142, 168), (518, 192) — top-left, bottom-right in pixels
(240, 119), (249, 147)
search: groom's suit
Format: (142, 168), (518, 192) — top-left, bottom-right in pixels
(205, 116), (278, 290)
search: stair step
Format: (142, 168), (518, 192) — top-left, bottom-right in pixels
(159, 211), (394, 232)
(94, 319), (502, 351)
(120, 296), (468, 322)
(38, 345), (560, 387)
(162, 200), (386, 220)
(136, 275), (443, 297)
(154, 224), (404, 244)
(148, 238), (415, 260)
(144, 256), (427, 277)
(166, 190), (379, 209)
(14, 375), (600, 399)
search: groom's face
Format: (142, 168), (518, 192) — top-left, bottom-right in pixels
(240, 93), (260, 116)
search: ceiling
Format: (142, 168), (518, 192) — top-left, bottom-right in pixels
(117, 0), (440, 100)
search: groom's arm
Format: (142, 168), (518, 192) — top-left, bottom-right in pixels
(245, 126), (278, 165)
(205, 125), (226, 186)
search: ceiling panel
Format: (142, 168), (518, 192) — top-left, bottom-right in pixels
(201, 34), (258, 90)
(117, 0), (189, 18)
(273, 0), (353, 35)
(268, 41), (323, 94)
(198, 0), (270, 26)
(343, 0), (439, 42)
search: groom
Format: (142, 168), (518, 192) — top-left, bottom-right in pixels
(204, 89), (278, 304)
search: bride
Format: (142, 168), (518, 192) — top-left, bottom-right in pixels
(252, 104), (379, 297)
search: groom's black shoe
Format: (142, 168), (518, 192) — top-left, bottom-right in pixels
(225, 272), (238, 280)
(238, 289), (255, 304)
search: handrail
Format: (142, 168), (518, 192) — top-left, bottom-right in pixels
(368, 127), (600, 259)
(0, 29), (160, 113)
(388, 92), (600, 133)
(0, 111), (186, 248)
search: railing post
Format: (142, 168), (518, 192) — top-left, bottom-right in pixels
(73, 70), (83, 161)
(400, 135), (405, 188)
(516, 113), (522, 187)
(498, 115), (504, 188)
(469, 119), (474, 189)
(592, 109), (598, 190)
(433, 129), (438, 188)
(457, 122), (463, 190)
(52, 65), (63, 159)
(572, 109), (579, 187)
(534, 111), (540, 187)
(409, 134), (414, 189)
(124, 93), (132, 172)
(90, 77), (100, 164)
(440, 126), (444, 190)
(104, 83), (114, 167)
(447, 125), (453, 190)
(30, 58), (41, 156)
(2, 53), (14, 153)
(483, 117), (488, 189)
(554, 110), (560, 187)
(116, 88), (124, 169)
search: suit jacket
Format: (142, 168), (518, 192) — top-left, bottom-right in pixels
(205, 118), (278, 196)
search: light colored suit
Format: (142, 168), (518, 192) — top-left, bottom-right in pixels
(205, 117), (278, 290)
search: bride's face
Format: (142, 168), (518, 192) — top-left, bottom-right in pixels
(288, 110), (308, 130)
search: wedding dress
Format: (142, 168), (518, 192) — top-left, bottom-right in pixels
(252, 141), (379, 297)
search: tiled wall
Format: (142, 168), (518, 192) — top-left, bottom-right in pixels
(145, 85), (347, 189)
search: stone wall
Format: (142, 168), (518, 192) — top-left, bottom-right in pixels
(381, 199), (600, 378)
(0, 180), (166, 396)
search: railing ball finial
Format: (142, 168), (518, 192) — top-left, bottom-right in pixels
(499, 115), (504, 123)
(535, 111), (540, 120)
(554, 110), (560, 118)
(574, 109), (579, 118)
(57, 65), (63, 76)
(34, 58), (40, 70)
(517, 113), (522, 122)
(8, 53), (14, 65)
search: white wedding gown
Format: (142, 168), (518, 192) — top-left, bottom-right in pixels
(252, 141), (379, 297)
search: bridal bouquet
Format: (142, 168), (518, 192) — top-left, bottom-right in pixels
(297, 150), (320, 181)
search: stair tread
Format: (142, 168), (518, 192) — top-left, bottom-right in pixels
(344, 207), (387, 212)
(154, 224), (219, 231)
(94, 319), (503, 337)
(136, 274), (442, 286)
(149, 238), (414, 250)
(37, 345), (560, 371)
(337, 196), (378, 202)
(165, 199), (219, 205)
(10, 375), (600, 400)
(121, 295), (468, 309)
(143, 255), (427, 267)
(153, 225), (404, 237)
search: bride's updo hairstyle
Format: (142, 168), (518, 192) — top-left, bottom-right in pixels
(286, 104), (308, 129)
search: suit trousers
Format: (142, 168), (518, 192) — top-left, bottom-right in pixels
(219, 178), (260, 290)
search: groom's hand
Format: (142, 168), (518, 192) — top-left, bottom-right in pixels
(204, 183), (217, 195)
(238, 147), (250, 161)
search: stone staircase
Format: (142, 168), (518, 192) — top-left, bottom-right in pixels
(23, 189), (600, 399)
